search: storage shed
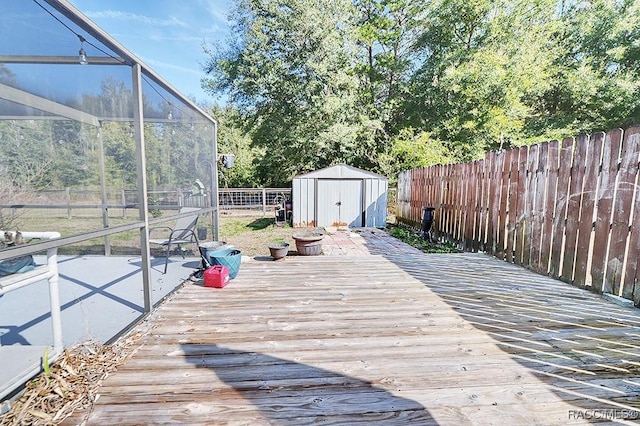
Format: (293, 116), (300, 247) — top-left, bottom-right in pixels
(292, 164), (388, 228)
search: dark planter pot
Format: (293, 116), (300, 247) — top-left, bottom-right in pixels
(268, 242), (289, 260)
(292, 232), (324, 256)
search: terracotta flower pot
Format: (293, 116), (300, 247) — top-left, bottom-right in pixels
(292, 232), (324, 256)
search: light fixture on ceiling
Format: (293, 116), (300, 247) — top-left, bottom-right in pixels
(78, 35), (88, 65)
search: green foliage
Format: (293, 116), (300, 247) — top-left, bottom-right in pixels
(387, 224), (461, 254)
(3, 2), (640, 196)
(198, 0), (640, 180)
(212, 105), (262, 187)
(42, 347), (50, 376)
(522, 0), (640, 138)
(148, 197), (163, 218)
(379, 129), (454, 183)
(203, 0), (376, 184)
(0, 74), (217, 196)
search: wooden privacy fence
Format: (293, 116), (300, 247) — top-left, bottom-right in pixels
(397, 126), (640, 306)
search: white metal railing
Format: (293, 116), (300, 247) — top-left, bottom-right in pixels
(0, 231), (62, 401)
(0, 188), (292, 218)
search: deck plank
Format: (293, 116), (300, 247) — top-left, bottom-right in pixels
(64, 251), (640, 425)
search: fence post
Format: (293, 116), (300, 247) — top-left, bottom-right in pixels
(262, 188), (267, 214)
(66, 187), (71, 219)
(121, 190), (127, 219)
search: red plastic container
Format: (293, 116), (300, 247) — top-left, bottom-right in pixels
(204, 265), (230, 288)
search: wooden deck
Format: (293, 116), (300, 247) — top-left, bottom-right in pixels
(64, 237), (640, 425)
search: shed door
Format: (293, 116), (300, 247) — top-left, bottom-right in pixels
(316, 179), (363, 227)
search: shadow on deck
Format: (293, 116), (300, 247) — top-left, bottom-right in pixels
(374, 248), (640, 423)
(178, 343), (435, 424)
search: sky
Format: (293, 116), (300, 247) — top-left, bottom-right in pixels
(67, 0), (233, 105)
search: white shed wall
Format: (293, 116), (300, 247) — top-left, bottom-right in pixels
(292, 165), (388, 228)
(292, 177), (316, 227)
(363, 177), (388, 228)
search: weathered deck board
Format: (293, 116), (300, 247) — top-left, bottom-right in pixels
(64, 251), (640, 425)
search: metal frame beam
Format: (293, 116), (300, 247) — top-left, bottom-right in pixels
(0, 82), (100, 126)
(0, 55), (123, 65)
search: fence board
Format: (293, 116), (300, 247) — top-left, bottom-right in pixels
(451, 164), (460, 240)
(415, 168), (422, 225)
(541, 140), (560, 275)
(434, 165), (442, 239)
(475, 161), (483, 251)
(443, 165), (452, 239)
(530, 143), (548, 273)
(505, 149), (520, 263)
(549, 137), (574, 278)
(496, 150), (512, 260)
(429, 166), (437, 236)
(417, 167), (424, 225)
(475, 161), (483, 252)
(440, 165), (450, 240)
(415, 168), (422, 226)
(513, 146), (529, 265)
(424, 167), (431, 232)
(472, 161), (481, 249)
(407, 170), (416, 226)
(622, 129), (640, 300)
(574, 132), (604, 288)
(592, 129), (623, 293)
(417, 167), (425, 228)
(406, 169), (413, 225)
(438, 166), (448, 241)
(453, 164), (464, 241)
(400, 171), (411, 223)
(462, 163), (474, 251)
(419, 167), (425, 225)
(472, 161), (481, 251)
(522, 144), (538, 268)
(460, 163), (470, 243)
(396, 126), (640, 307)
(561, 135), (588, 283)
(494, 151), (506, 255)
(420, 167), (426, 226)
(486, 152), (498, 255)
(425, 166), (432, 210)
(608, 127), (640, 296)
(469, 161), (481, 252)
(460, 163), (468, 242)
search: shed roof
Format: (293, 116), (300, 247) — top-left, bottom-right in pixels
(294, 164), (388, 180)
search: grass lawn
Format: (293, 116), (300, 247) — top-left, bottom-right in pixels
(6, 209), (457, 257)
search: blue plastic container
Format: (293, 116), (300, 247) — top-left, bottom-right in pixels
(208, 248), (242, 279)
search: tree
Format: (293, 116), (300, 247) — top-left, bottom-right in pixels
(405, 0), (563, 158)
(353, 0), (426, 129)
(202, 0), (640, 181)
(524, 0), (640, 138)
(210, 104), (261, 188)
(203, 0), (372, 185)
(379, 128), (454, 184)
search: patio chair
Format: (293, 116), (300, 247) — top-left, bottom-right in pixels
(149, 207), (201, 274)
